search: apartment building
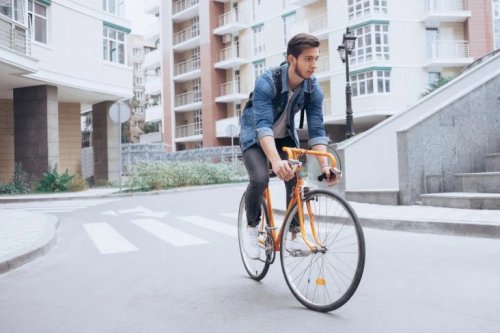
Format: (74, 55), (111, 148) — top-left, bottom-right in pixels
(0, 0), (133, 183)
(145, 0), (498, 152)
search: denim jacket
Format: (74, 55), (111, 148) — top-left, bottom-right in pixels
(239, 63), (328, 152)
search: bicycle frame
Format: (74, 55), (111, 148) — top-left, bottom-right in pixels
(260, 147), (338, 252)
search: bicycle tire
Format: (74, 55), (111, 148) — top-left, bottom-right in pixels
(280, 190), (365, 312)
(238, 191), (270, 281)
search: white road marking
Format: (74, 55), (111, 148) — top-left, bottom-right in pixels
(82, 223), (138, 255)
(131, 219), (208, 246)
(118, 206), (169, 218)
(178, 216), (237, 238)
(101, 210), (119, 216)
(0, 199), (116, 213)
(220, 212), (238, 219)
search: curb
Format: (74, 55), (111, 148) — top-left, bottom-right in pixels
(273, 209), (500, 239)
(0, 182), (247, 204)
(0, 214), (60, 275)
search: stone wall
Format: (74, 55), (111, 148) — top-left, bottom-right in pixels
(397, 74), (500, 205)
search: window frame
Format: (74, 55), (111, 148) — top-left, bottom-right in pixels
(347, 0), (388, 20)
(103, 25), (126, 65)
(351, 23), (390, 65)
(252, 24), (265, 57)
(27, 0), (48, 44)
(350, 69), (391, 97)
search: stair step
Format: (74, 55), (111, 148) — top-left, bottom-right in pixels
(485, 153), (500, 172)
(421, 192), (500, 209)
(455, 172), (500, 193)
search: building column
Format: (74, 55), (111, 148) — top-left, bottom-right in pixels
(92, 101), (120, 184)
(13, 85), (59, 180)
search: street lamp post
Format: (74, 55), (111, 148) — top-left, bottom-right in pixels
(337, 27), (357, 139)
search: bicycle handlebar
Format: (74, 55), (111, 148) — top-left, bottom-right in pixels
(282, 147), (338, 169)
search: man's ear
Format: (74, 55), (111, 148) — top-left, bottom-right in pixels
(287, 54), (295, 65)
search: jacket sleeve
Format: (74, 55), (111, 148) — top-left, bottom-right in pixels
(253, 76), (275, 140)
(306, 85), (329, 147)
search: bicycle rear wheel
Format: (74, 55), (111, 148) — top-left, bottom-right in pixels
(238, 191), (270, 281)
(280, 190), (365, 312)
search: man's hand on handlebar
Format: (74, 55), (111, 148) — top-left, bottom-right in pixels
(319, 166), (342, 186)
(271, 160), (295, 181)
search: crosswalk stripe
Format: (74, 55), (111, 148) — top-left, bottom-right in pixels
(131, 218), (209, 247)
(178, 216), (237, 238)
(83, 223), (139, 255)
(220, 212), (238, 219)
(0, 199), (116, 213)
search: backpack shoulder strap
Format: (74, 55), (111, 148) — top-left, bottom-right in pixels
(272, 66), (282, 108)
(299, 90), (310, 129)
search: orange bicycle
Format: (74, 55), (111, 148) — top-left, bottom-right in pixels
(238, 147), (365, 312)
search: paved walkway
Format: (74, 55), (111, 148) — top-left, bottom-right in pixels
(1, 183), (499, 275)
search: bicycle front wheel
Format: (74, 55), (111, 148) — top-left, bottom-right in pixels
(280, 190), (365, 312)
(238, 191), (270, 281)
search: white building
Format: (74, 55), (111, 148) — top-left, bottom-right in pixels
(0, 0), (133, 183)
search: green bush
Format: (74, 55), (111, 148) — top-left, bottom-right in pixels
(68, 175), (88, 192)
(0, 163), (30, 194)
(36, 165), (74, 192)
(127, 160), (248, 191)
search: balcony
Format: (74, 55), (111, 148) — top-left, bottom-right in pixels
(423, 0), (471, 25)
(172, 0), (199, 22)
(215, 81), (247, 103)
(145, 0), (159, 15)
(213, 10), (247, 35)
(144, 48), (160, 68)
(290, 0), (320, 5)
(145, 76), (162, 95)
(309, 14), (329, 40)
(175, 90), (202, 111)
(315, 55), (330, 81)
(0, 17), (38, 73)
(214, 46), (248, 69)
(426, 40), (474, 70)
(175, 123), (203, 141)
(145, 104), (163, 122)
(215, 117), (240, 138)
(144, 20), (160, 45)
(173, 25), (200, 51)
(174, 58), (201, 81)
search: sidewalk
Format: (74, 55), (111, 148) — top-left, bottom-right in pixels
(1, 183), (499, 275)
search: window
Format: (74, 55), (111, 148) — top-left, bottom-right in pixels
(27, 0), (47, 43)
(351, 23), (389, 65)
(348, 0), (387, 20)
(283, 12), (296, 47)
(103, 26), (126, 64)
(236, 104), (242, 118)
(103, 0), (124, 16)
(494, 0), (500, 49)
(253, 60), (266, 80)
(193, 109), (202, 135)
(253, 0), (262, 21)
(252, 25), (265, 56)
(193, 78), (201, 102)
(1, 0), (26, 23)
(351, 69), (390, 97)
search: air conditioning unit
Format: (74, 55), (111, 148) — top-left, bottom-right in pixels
(222, 34), (232, 44)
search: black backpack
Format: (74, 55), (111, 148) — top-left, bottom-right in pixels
(243, 63), (310, 129)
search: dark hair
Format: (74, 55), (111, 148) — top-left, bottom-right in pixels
(287, 33), (320, 59)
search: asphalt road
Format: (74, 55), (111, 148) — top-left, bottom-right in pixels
(0, 184), (499, 332)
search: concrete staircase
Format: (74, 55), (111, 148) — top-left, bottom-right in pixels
(421, 152), (500, 209)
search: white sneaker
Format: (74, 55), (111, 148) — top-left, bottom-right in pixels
(243, 225), (260, 259)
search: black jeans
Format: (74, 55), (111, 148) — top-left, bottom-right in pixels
(242, 137), (296, 227)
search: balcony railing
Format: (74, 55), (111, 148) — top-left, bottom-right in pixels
(219, 80), (241, 96)
(174, 58), (200, 76)
(175, 90), (202, 107)
(217, 10), (242, 27)
(427, 40), (470, 59)
(309, 14), (328, 34)
(0, 16), (31, 55)
(425, 0), (467, 11)
(173, 25), (200, 45)
(173, 0), (199, 15)
(218, 46), (239, 61)
(176, 123), (203, 138)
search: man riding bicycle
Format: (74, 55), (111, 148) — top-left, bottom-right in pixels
(239, 33), (339, 258)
